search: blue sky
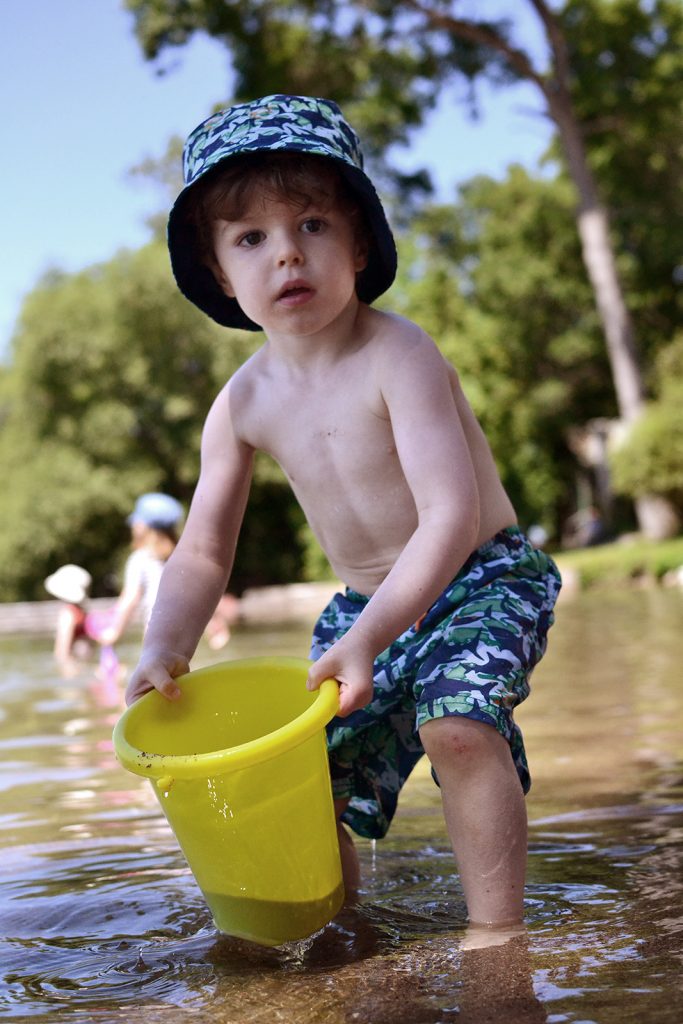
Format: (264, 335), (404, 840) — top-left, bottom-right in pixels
(1, 0), (553, 357)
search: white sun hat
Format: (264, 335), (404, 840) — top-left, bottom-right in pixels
(44, 564), (92, 605)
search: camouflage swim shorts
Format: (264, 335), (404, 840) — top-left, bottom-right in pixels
(310, 527), (562, 839)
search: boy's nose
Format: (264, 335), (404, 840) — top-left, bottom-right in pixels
(276, 231), (304, 266)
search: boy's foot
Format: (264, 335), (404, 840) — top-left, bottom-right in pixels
(461, 922), (526, 950)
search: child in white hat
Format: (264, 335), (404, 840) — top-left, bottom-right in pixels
(44, 564), (95, 673)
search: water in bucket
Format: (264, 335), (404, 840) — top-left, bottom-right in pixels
(113, 658), (344, 946)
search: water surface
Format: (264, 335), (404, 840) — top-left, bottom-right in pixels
(1, 588), (682, 1022)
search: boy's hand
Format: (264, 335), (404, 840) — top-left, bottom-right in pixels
(125, 649), (190, 705)
(306, 637), (374, 717)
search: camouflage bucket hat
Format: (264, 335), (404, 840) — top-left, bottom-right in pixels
(168, 94), (397, 331)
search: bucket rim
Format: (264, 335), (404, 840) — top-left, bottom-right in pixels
(112, 657), (339, 782)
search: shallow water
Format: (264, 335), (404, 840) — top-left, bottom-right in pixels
(1, 588), (682, 1022)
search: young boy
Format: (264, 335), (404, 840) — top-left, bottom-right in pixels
(126, 94), (561, 928)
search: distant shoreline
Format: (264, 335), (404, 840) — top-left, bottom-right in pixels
(0, 581), (341, 636)
(3, 535), (683, 636)
(554, 534), (683, 594)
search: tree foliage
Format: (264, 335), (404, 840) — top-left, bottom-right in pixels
(1, 1), (681, 600)
(391, 167), (610, 534)
(0, 244), (300, 599)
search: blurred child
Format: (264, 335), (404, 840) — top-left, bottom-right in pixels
(101, 492), (239, 649)
(100, 493), (183, 644)
(44, 564), (119, 681)
(44, 564), (95, 672)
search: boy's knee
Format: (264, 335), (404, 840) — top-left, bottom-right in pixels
(420, 716), (504, 773)
(334, 797), (350, 822)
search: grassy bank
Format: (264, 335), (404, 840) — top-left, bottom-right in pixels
(553, 535), (683, 589)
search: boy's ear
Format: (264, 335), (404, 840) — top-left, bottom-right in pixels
(212, 263), (236, 298)
(354, 238), (369, 273)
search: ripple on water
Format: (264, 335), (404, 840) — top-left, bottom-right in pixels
(1, 932), (217, 1017)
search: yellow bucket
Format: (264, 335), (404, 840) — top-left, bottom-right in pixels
(113, 657), (344, 946)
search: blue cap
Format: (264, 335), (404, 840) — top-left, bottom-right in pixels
(127, 493), (183, 530)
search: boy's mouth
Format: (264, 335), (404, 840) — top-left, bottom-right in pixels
(277, 280), (314, 304)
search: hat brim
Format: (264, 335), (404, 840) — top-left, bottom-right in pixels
(45, 579), (88, 604)
(168, 154), (397, 331)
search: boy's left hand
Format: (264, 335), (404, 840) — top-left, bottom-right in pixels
(306, 637), (374, 717)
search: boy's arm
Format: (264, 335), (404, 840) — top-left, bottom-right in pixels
(125, 383), (254, 704)
(307, 330), (480, 716)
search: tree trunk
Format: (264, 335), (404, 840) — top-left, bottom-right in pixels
(632, 494), (680, 540)
(537, 13), (679, 539)
(548, 98), (644, 424)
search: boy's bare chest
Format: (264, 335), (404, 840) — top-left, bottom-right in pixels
(240, 384), (399, 490)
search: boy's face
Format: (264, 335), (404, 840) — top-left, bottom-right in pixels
(211, 195), (368, 336)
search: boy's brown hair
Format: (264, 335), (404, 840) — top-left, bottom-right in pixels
(187, 151), (370, 272)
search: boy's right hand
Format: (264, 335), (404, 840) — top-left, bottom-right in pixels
(125, 649), (190, 705)
(306, 635), (375, 717)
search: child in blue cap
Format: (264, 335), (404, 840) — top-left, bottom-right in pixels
(101, 493), (183, 644)
(126, 95), (561, 931)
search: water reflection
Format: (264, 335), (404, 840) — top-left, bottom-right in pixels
(1, 590), (683, 1021)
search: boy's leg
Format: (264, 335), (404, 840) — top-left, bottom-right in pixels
(334, 798), (361, 896)
(411, 531), (561, 924)
(312, 590), (426, 903)
(419, 716), (527, 926)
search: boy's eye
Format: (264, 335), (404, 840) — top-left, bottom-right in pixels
(302, 218), (325, 234)
(238, 230), (264, 247)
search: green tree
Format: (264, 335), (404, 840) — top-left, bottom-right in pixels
(124, 0), (683, 536)
(610, 335), (683, 508)
(0, 243), (303, 600)
(393, 166), (609, 536)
